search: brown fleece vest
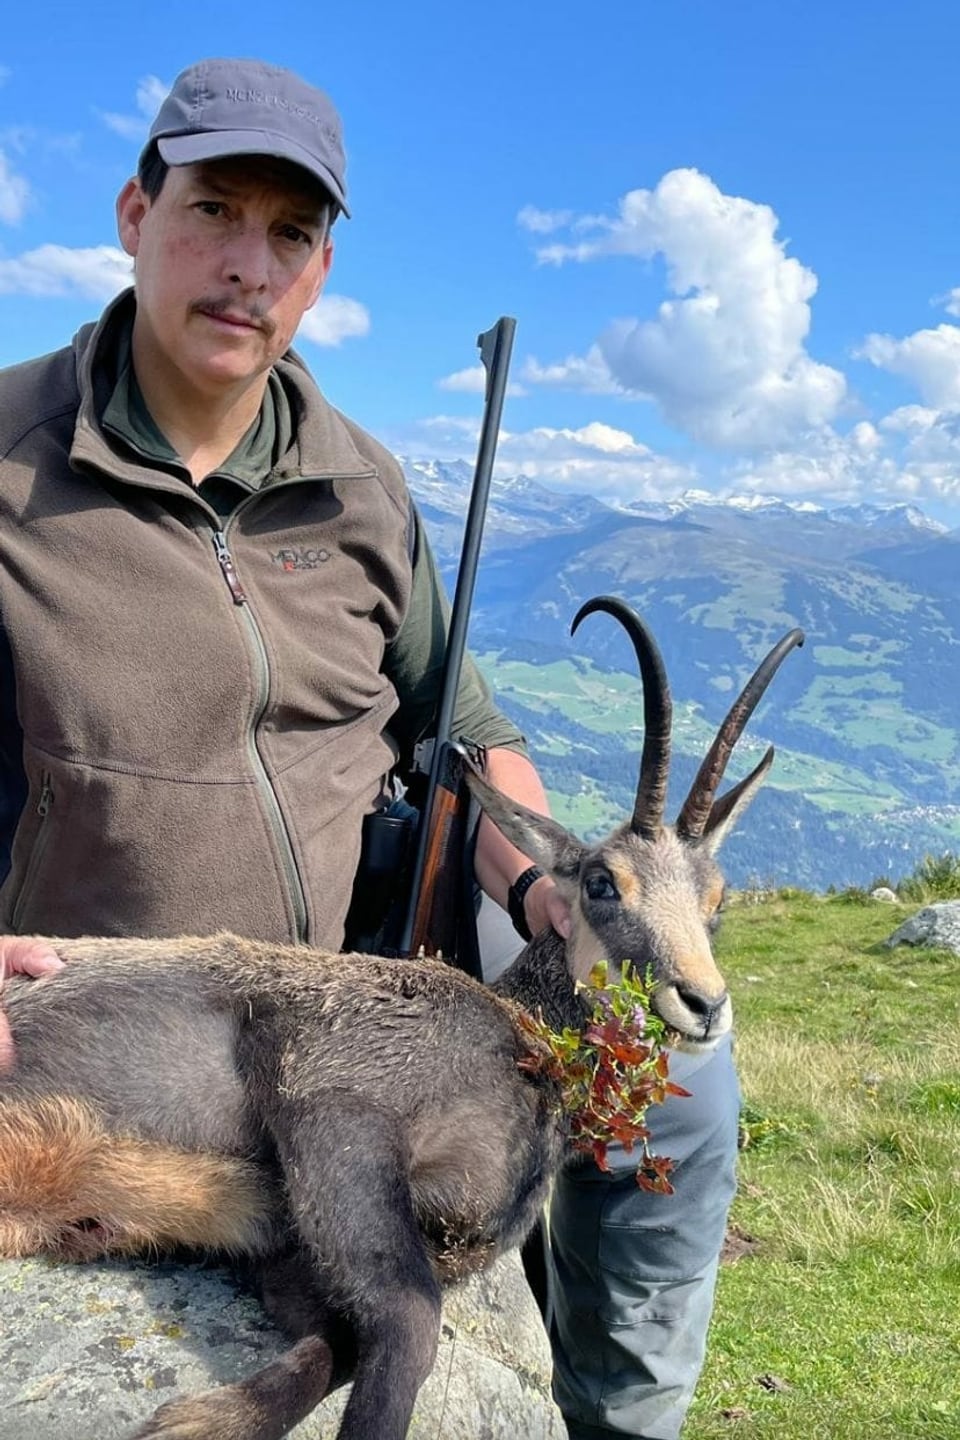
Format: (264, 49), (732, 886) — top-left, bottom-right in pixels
(0, 294), (412, 947)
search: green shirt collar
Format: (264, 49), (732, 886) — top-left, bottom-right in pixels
(101, 319), (293, 490)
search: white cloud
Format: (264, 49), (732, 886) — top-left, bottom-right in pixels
(422, 414), (484, 438)
(516, 204), (574, 234)
(521, 421), (648, 456)
(522, 168), (846, 448)
(438, 365), (486, 393)
(729, 407), (960, 507)
(401, 415), (695, 501)
(388, 414), (484, 458)
(853, 315), (960, 502)
(136, 76), (169, 119)
(0, 124), (81, 162)
(99, 75), (169, 142)
(859, 323), (960, 410)
(406, 401), (960, 511)
(729, 428), (898, 501)
(0, 147), (30, 224)
(496, 421), (696, 499)
(879, 404), (940, 435)
(0, 243), (131, 297)
(879, 404), (960, 483)
(297, 293), (370, 346)
(99, 113), (147, 143)
(436, 364), (526, 397)
(848, 420), (883, 455)
(519, 345), (624, 395)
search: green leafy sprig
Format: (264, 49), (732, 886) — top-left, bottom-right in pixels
(517, 961), (690, 1193)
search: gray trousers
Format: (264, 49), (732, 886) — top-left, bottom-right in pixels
(478, 898), (740, 1440)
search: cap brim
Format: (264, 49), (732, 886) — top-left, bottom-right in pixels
(157, 130), (350, 218)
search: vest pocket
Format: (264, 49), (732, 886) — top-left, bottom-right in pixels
(11, 771), (54, 931)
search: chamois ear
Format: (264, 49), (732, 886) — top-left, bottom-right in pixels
(464, 766), (586, 880)
(700, 746), (775, 855)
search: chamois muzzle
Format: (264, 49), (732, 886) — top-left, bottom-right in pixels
(656, 978), (733, 1047)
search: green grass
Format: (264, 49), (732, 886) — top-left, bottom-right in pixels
(813, 640), (904, 669)
(548, 775), (624, 837)
(685, 891), (960, 1440)
(476, 649), (922, 817)
(793, 676), (959, 762)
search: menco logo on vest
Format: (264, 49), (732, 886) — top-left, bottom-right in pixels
(271, 547), (331, 572)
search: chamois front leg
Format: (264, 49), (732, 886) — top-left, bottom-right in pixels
(129, 1335), (335, 1440)
(129, 1255), (348, 1440)
(129, 1093), (442, 1440)
(274, 1090), (443, 1440)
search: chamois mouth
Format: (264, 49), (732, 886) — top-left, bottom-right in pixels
(653, 983), (732, 1051)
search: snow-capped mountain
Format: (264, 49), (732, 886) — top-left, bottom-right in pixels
(399, 458), (952, 544)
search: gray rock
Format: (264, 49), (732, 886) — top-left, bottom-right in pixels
(884, 900), (960, 954)
(0, 1250), (564, 1439)
(870, 886), (898, 903)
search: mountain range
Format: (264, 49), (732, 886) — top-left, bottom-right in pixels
(403, 459), (960, 891)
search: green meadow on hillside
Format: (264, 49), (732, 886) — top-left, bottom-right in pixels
(475, 650), (960, 890)
(684, 887), (960, 1440)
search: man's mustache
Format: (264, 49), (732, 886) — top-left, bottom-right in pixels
(191, 297), (276, 338)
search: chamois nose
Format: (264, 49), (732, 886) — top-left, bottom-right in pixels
(652, 975), (731, 1042)
(673, 983), (730, 1040)
(676, 984), (727, 1024)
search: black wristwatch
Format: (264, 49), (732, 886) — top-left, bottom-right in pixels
(508, 865), (545, 942)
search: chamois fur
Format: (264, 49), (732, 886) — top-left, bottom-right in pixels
(0, 600), (803, 1440)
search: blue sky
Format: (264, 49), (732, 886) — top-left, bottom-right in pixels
(3, 0), (960, 521)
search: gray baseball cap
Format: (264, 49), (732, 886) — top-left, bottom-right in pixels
(144, 58), (350, 217)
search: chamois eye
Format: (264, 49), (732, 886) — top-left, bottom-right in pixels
(584, 872), (619, 902)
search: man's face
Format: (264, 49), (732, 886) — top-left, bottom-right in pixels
(116, 157), (334, 398)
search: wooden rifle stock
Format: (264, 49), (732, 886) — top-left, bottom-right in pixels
(407, 742), (470, 960)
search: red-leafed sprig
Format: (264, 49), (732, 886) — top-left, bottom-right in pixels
(517, 961), (690, 1193)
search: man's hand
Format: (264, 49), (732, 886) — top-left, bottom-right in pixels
(0, 937), (64, 1073)
(525, 873), (572, 942)
(475, 748), (574, 944)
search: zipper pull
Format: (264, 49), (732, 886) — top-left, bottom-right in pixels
(212, 530), (247, 605)
(37, 772), (53, 816)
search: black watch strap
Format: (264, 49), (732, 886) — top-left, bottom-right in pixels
(508, 865), (545, 942)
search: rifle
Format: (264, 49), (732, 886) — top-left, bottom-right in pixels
(397, 316), (517, 967)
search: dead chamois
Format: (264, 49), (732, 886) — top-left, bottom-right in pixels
(0, 597), (803, 1440)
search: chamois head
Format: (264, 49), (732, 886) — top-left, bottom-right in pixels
(469, 597), (804, 1050)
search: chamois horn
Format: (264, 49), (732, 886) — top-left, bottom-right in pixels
(571, 596), (672, 840)
(675, 628), (805, 841)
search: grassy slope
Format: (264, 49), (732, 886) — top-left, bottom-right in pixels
(475, 650), (960, 888)
(475, 650), (957, 818)
(684, 893), (960, 1440)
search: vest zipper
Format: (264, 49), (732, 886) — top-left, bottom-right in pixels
(12, 772), (54, 930)
(210, 525), (309, 943)
(212, 530), (247, 604)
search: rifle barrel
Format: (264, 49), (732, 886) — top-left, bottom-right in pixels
(432, 317), (516, 748)
(398, 316), (517, 959)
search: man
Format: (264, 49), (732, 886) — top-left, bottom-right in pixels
(0, 59), (738, 1438)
